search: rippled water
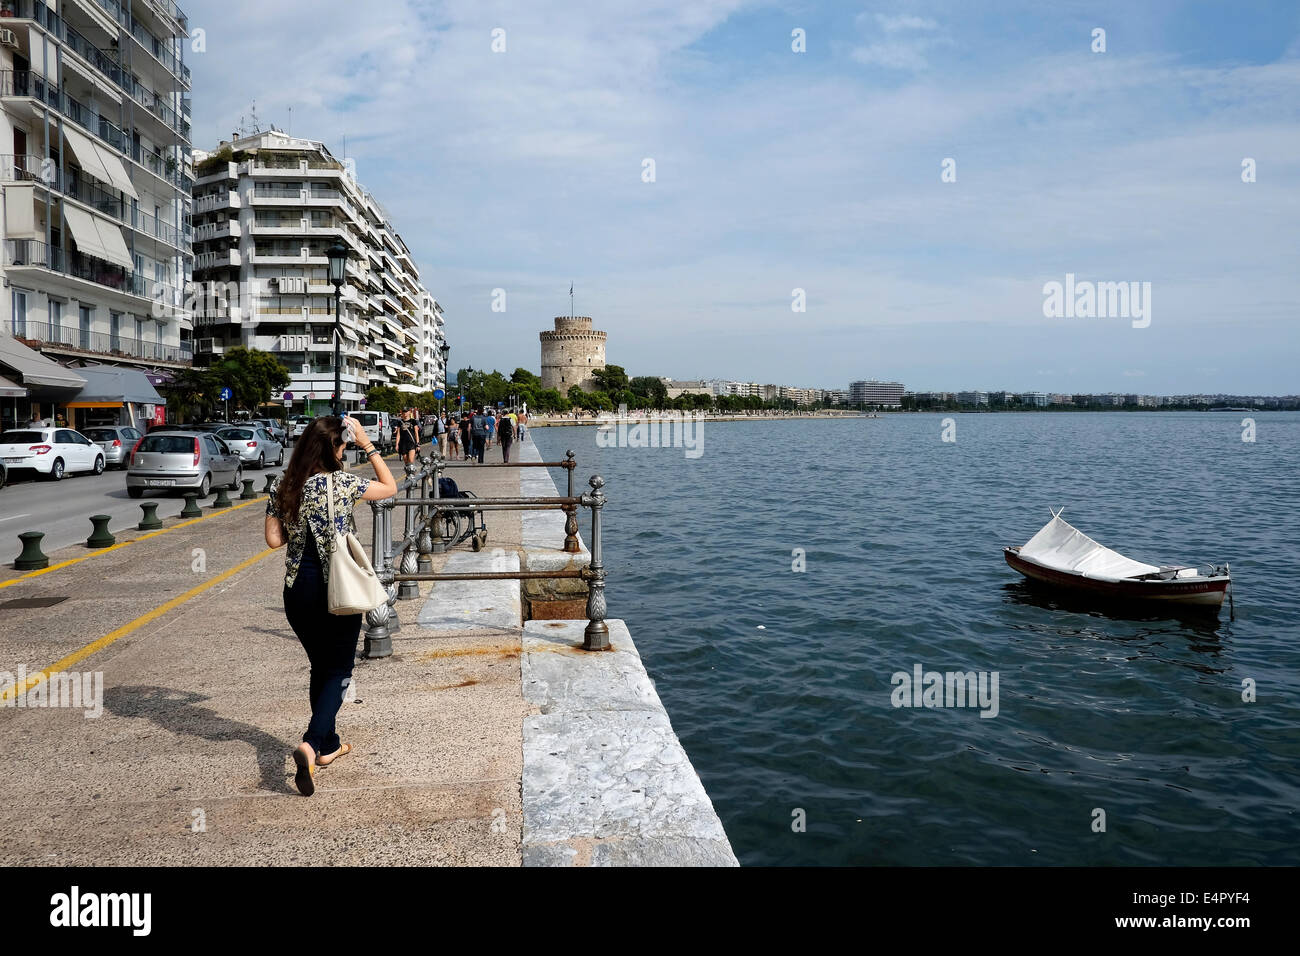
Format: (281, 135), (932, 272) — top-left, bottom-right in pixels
(534, 413), (1300, 866)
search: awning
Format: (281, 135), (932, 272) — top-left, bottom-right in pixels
(68, 365), (164, 405)
(62, 204), (135, 270)
(144, 371), (175, 387)
(0, 334), (88, 390)
(0, 373), (28, 398)
(59, 123), (139, 200)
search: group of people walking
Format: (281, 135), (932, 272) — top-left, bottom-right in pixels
(389, 406), (528, 466)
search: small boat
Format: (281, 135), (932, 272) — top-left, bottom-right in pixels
(1004, 511), (1231, 611)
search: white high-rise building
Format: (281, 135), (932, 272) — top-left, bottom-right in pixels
(189, 129), (445, 415)
(1, 0), (194, 424)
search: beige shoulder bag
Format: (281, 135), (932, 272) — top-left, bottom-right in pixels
(323, 471), (388, 615)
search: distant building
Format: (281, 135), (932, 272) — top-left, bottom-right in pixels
(1022, 391), (1049, 407)
(540, 315), (606, 392)
(957, 390), (989, 406)
(661, 378), (710, 400)
(850, 380), (904, 407)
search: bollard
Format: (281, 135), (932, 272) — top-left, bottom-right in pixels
(15, 531), (49, 570)
(240, 478), (256, 500)
(563, 450), (580, 553)
(180, 493), (203, 518)
(86, 515), (115, 549)
(398, 462), (420, 600)
(212, 487), (232, 509)
(262, 474), (277, 495)
(138, 501), (163, 530)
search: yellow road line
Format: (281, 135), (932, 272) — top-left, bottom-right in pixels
(0, 546), (276, 702)
(0, 497), (265, 591)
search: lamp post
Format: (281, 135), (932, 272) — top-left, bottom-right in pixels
(439, 342), (450, 414)
(326, 239), (348, 417)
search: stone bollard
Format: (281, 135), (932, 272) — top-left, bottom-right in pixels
(262, 474), (277, 495)
(212, 487), (233, 509)
(15, 531), (49, 571)
(87, 515), (115, 549)
(138, 501), (163, 531)
(180, 493), (203, 518)
(240, 478), (256, 500)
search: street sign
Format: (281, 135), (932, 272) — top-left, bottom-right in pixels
(433, 388), (445, 400)
(219, 386), (233, 401)
(283, 391), (293, 401)
(360, 398), (368, 407)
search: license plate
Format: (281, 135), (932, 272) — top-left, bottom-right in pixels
(3, 457), (22, 464)
(147, 479), (175, 486)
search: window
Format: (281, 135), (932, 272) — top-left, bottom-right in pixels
(56, 429), (77, 444)
(110, 312), (122, 352)
(204, 436), (220, 455)
(79, 305), (92, 349)
(11, 290), (28, 337)
(50, 300), (63, 339)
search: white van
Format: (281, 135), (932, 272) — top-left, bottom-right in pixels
(351, 411), (393, 452)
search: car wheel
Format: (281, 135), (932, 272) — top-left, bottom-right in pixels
(256, 453), (265, 470)
(49, 458), (65, 481)
(128, 487), (143, 499)
(276, 449), (284, 466)
(198, 474), (211, 497)
(93, 455), (105, 475)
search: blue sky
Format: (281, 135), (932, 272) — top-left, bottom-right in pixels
(186, 0), (1299, 394)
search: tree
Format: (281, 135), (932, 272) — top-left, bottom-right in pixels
(534, 388), (566, 412)
(510, 368), (541, 387)
(211, 346), (290, 413)
(591, 365), (629, 394)
(364, 385), (402, 413)
(629, 376), (668, 408)
(162, 366), (218, 422)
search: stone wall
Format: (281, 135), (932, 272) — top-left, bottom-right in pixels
(540, 316), (606, 393)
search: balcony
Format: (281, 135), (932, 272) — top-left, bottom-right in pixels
(7, 318), (192, 366)
(4, 238), (179, 305)
(193, 220), (241, 242)
(194, 191), (241, 214)
(194, 249), (241, 271)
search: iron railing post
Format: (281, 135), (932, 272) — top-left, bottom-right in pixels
(562, 449), (580, 553)
(383, 499), (401, 633)
(582, 474), (609, 651)
(430, 454), (445, 554)
(363, 499), (393, 658)
(398, 461), (420, 599)
(417, 454), (435, 571)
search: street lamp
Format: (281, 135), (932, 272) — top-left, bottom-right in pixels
(439, 341), (450, 414)
(326, 239), (348, 417)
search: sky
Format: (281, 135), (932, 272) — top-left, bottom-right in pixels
(185, 0), (1300, 395)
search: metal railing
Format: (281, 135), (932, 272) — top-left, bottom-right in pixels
(4, 238), (183, 306)
(5, 318), (192, 363)
(360, 452), (608, 658)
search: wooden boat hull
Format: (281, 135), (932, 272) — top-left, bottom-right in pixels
(1004, 547), (1229, 608)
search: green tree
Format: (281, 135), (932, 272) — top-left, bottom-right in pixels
(510, 368), (541, 387)
(629, 376), (668, 408)
(364, 385), (402, 413)
(535, 388), (567, 412)
(162, 366), (217, 422)
(212, 347), (290, 413)
(591, 365), (629, 394)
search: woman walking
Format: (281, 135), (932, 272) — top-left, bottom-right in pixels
(446, 412), (460, 458)
(265, 415), (397, 796)
(398, 409), (420, 466)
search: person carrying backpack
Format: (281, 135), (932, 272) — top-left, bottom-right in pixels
(470, 408), (488, 463)
(497, 408), (515, 463)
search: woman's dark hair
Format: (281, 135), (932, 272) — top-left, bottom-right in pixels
(276, 416), (344, 525)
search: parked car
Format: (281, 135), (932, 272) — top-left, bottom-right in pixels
(83, 425), (145, 470)
(215, 425), (284, 469)
(125, 431), (242, 499)
(288, 415), (313, 441)
(0, 427), (106, 480)
(252, 418), (287, 443)
(192, 422), (231, 433)
(351, 411), (393, 451)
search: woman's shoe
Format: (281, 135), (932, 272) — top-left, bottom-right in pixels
(315, 743), (351, 767)
(292, 744), (316, 796)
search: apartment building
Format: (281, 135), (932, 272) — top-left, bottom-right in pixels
(849, 380), (905, 407)
(1, 0), (193, 399)
(189, 129), (445, 416)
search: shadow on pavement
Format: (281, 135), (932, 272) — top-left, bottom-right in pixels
(105, 685), (295, 795)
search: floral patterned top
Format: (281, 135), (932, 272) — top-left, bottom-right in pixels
(267, 470), (371, 589)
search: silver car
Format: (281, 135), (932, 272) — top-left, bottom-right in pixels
(253, 418), (287, 443)
(215, 425), (284, 469)
(83, 425), (145, 470)
(125, 430), (243, 499)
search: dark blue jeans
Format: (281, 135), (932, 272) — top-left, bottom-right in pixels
(472, 434), (486, 463)
(283, 536), (361, 756)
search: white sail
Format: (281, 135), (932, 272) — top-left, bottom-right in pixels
(1019, 515), (1161, 580)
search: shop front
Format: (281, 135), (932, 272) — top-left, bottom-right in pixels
(0, 333), (88, 431)
(61, 365), (166, 433)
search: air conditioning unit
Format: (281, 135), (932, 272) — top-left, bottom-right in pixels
(0, 30), (19, 50)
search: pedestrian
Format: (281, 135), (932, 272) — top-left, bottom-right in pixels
(470, 407), (488, 463)
(458, 411), (472, 460)
(485, 408), (496, 450)
(498, 406), (515, 463)
(445, 412), (459, 458)
(517, 408), (527, 441)
(431, 411), (447, 457)
(264, 414), (397, 797)
(398, 408), (420, 466)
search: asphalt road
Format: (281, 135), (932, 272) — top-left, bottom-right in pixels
(0, 460), (289, 556)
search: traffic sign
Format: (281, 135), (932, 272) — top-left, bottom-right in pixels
(219, 386), (233, 401)
(360, 398), (368, 407)
(433, 388), (445, 400)
(283, 391), (293, 401)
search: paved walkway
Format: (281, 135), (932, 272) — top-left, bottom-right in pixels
(0, 441), (534, 865)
